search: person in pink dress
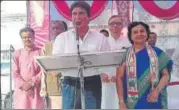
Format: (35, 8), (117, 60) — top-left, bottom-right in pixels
(12, 27), (44, 109)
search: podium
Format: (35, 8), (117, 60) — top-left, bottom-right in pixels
(35, 49), (126, 72)
(35, 49), (126, 109)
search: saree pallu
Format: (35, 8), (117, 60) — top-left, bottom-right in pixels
(123, 47), (173, 109)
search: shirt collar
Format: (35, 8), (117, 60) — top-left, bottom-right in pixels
(71, 28), (91, 41)
(109, 35), (125, 41)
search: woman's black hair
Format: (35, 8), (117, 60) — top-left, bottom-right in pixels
(127, 22), (150, 44)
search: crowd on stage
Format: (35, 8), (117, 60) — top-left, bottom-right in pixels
(12, 1), (173, 109)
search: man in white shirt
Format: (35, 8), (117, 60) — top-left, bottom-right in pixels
(101, 15), (131, 109)
(53, 1), (109, 109)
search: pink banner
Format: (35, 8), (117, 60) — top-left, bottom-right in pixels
(112, 0), (133, 37)
(112, 1), (133, 27)
(28, 1), (50, 48)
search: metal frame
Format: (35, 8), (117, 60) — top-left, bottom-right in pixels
(1, 45), (14, 109)
(9, 45), (14, 109)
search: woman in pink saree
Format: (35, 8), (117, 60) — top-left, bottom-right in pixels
(12, 27), (44, 109)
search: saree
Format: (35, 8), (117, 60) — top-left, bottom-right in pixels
(123, 46), (173, 109)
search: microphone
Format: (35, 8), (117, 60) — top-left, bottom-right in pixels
(75, 21), (81, 58)
(75, 21), (81, 40)
(75, 21), (84, 65)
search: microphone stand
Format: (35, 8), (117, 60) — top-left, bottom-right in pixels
(76, 25), (86, 109)
(44, 96), (49, 109)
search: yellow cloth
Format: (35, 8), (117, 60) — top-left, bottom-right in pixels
(48, 96), (62, 109)
(40, 42), (61, 96)
(40, 42), (62, 109)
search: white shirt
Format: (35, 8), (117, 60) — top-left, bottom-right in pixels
(101, 35), (131, 109)
(53, 29), (110, 77)
(108, 35), (131, 50)
(99, 35), (131, 76)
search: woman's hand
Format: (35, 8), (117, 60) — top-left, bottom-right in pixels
(119, 102), (128, 109)
(116, 63), (126, 109)
(147, 68), (169, 103)
(147, 88), (160, 103)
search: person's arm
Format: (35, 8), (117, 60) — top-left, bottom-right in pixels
(28, 49), (43, 87)
(40, 71), (48, 97)
(52, 34), (65, 55)
(40, 45), (49, 97)
(29, 71), (41, 87)
(116, 63), (127, 109)
(147, 68), (169, 102)
(12, 50), (26, 89)
(156, 68), (169, 92)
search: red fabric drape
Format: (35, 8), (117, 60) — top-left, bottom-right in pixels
(112, 1), (133, 27)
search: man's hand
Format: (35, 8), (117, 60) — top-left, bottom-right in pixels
(21, 82), (32, 91)
(27, 89), (34, 98)
(101, 73), (110, 83)
(147, 88), (160, 103)
(111, 76), (116, 83)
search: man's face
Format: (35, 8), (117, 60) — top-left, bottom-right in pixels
(108, 17), (123, 34)
(21, 31), (35, 47)
(72, 7), (89, 28)
(148, 33), (157, 46)
(51, 22), (65, 39)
